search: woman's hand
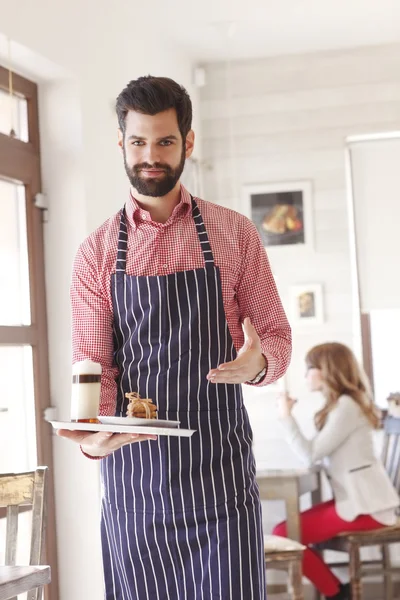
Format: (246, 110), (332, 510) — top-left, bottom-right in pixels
(277, 392), (297, 419)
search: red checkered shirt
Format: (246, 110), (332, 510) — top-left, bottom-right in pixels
(71, 185), (291, 416)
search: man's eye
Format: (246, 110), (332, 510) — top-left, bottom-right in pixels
(131, 141), (144, 146)
(160, 140), (172, 146)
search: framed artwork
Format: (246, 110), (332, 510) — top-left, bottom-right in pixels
(290, 283), (324, 326)
(242, 181), (313, 249)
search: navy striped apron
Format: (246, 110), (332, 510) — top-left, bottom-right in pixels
(100, 199), (266, 599)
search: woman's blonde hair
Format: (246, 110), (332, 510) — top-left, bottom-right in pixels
(305, 342), (380, 431)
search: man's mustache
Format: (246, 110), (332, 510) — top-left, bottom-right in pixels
(134, 163), (171, 172)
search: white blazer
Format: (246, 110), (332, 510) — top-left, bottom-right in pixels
(280, 394), (399, 522)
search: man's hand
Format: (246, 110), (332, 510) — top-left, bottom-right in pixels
(206, 317), (267, 384)
(56, 429), (157, 457)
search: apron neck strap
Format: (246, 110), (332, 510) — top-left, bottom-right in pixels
(191, 197), (215, 267)
(116, 208), (128, 272)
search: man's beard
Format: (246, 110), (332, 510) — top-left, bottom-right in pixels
(124, 146), (186, 197)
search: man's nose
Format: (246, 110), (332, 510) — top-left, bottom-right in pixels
(143, 143), (161, 165)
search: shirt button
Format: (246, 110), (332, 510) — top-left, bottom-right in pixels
(163, 264), (167, 269)
(142, 214), (147, 220)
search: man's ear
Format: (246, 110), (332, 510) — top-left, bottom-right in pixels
(118, 129), (124, 150)
(185, 130), (195, 159)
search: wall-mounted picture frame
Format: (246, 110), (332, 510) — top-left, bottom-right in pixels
(241, 180), (313, 250)
(290, 283), (324, 326)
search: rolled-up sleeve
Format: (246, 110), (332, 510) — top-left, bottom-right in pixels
(71, 239), (119, 416)
(236, 218), (292, 385)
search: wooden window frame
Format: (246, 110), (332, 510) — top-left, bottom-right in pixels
(0, 66), (59, 600)
(360, 312), (375, 397)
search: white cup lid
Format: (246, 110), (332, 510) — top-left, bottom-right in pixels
(72, 359), (102, 375)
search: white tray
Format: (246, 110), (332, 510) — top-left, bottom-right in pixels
(50, 420), (195, 438)
(98, 416), (179, 428)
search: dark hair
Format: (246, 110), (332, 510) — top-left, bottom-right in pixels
(116, 75), (192, 140)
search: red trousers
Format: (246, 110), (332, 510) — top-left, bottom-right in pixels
(272, 499), (384, 596)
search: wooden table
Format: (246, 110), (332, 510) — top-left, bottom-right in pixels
(0, 566), (51, 600)
(257, 465), (323, 600)
(257, 465), (323, 541)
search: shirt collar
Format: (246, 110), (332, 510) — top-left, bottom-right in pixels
(125, 184), (192, 230)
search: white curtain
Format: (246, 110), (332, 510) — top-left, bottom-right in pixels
(350, 137), (400, 312)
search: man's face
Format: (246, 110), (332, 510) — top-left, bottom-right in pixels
(119, 108), (194, 197)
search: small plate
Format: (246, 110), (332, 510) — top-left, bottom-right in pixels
(98, 416), (180, 428)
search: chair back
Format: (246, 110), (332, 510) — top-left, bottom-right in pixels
(382, 416), (400, 495)
(0, 467), (48, 600)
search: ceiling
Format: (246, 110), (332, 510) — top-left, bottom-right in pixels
(155, 0), (400, 62)
(1, 0), (399, 81)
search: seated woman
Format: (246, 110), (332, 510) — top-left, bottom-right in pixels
(274, 342), (399, 600)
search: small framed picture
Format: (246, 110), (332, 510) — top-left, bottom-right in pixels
(241, 180), (313, 250)
(290, 283), (324, 326)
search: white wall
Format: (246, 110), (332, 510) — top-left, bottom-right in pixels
(199, 43), (400, 538)
(0, 2), (199, 599)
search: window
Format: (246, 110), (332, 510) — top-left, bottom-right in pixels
(0, 65), (59, 600)
(0, 86), (28, 141)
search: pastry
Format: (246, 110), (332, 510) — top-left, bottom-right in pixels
(125, 392), (157, 419)
(262, 204), (288, 234)
(262, 204), (303, 234)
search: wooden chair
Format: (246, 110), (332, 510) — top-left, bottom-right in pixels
(264, 534), (305, 600)
(319, 416), (400, 600)
(0, 467), (49, 600)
